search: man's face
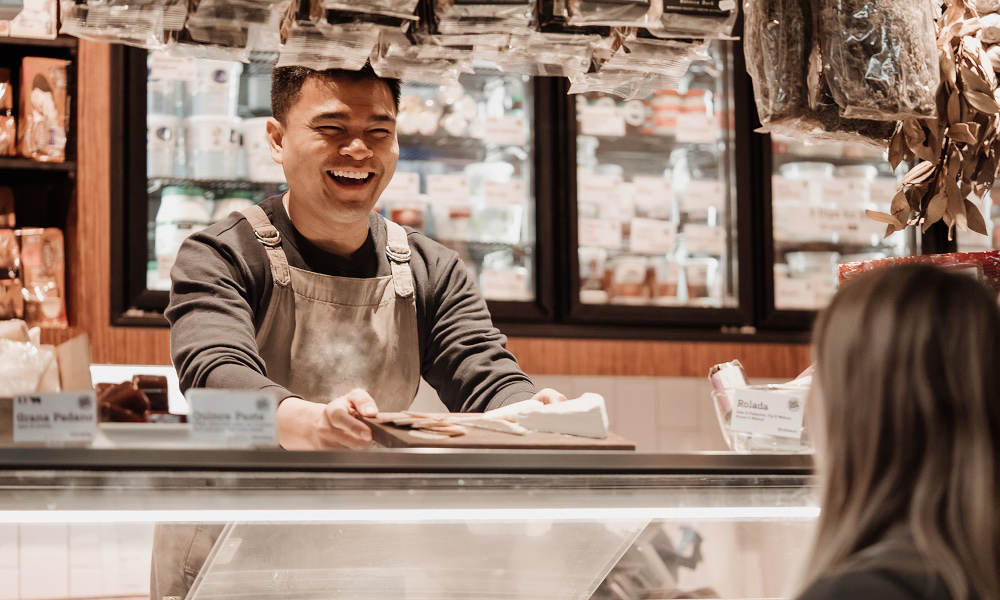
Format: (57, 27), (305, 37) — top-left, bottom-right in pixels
(267, 75), (398, 224)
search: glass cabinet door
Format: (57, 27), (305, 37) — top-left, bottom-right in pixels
(769, 136), (911, 313)
(143, 52), (538, 305)
(572, 42), (740, 316)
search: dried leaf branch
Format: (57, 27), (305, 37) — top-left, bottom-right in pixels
(874, 0), (995, 239)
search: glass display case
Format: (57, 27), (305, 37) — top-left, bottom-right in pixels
(769, 136), (909, 313)
(140, 51), (542, 308)
(567, 41), (751, 327)
(0, 449), (815, 600)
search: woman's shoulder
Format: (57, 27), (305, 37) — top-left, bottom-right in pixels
(798, 569), (950, 600)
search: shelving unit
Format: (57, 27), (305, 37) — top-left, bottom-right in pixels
(1, 34), (78, 332)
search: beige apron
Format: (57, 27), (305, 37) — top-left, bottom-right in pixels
(150, 205), (421, 599)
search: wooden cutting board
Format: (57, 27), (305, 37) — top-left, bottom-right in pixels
(362, 417), (636, 450)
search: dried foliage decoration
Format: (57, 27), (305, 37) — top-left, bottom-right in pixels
(869, 0), (995, 238)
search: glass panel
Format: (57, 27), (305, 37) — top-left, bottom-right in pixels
(575, 42), (738, 309)
(144, 52), (536, 303)
(4, 468), (816, 600)
(393, 71), (535, 302)
(770, 136), (912, 311)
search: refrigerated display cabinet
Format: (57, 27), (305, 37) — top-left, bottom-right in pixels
(112, 47), (558, 326)
(566, 41), (752, 329)
(0, 449), (815, 600)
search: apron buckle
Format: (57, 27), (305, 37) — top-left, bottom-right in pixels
(255, 228), (282, 247)
(386, 245), (411, 263)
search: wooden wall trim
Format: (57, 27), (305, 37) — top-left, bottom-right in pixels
(46, 40), (809, 380)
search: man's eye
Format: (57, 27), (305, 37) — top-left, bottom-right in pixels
(369, 129), (392, 137)
(317, 126), (343, 133)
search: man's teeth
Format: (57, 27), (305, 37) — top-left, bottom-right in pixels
(330, 170), (370, 180)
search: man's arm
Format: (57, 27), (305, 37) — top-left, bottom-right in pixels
(166, 230), (292, 400)
(419, 250), (536, 412)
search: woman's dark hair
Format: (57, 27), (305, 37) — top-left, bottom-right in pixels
(270, 62), (401, 123)
(800, 264), (1000, 600)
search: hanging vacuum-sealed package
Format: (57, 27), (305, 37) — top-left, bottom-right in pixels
(435, 0), (535, 34)
(648, 0), (737, 39)
(814, 0), (939, 120)
(371, 28), (471, 85)
(59, 0), (186, 50)
(743, 0), (809, 130)
(566, 0), (663, 28)
(569, 36), (708, 99)
(278, 19), (380, 70)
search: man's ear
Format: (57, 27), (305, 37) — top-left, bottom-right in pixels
(265, 117), (284, 165)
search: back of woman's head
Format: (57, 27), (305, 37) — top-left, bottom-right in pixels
(804, 264), (1000, 600)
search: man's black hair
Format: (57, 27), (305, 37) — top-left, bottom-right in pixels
(270, 62), (401, 122)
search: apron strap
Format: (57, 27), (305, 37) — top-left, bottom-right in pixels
(384, 218), (415, 298)
(241, 205), (292, 287)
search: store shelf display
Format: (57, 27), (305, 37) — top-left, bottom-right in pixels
(770, 135), (909, 311)
(575, 46), (736, 309)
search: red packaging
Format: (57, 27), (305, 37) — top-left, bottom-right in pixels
(838, 251), (1000, 294)
(18, 227), (67, 328)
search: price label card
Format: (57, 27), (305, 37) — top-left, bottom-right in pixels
(485, 179), (526, 205)
(14, 392), (98, 445)
(683, 224), (726, 255)
(485, 116), (527, 147)
(149, 55), (196, 81)
(427, 174), (469, 203)
(730, 388), (807, 440)
(188, 389), (277, 448)
(629, 219), (677, 255)
(578, 173), (622, 207)
(676, 112), (718, 144)
(579, 218), (624, 250)
(682, 181), (726, 211)
(382, 171), (421, 200)
(772, 177), (811, 205)
(579, 104), (626, 137)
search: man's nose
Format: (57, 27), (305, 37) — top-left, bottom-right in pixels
(340, 138), (373, 160)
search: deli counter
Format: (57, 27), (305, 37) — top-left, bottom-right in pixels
(0, 449), (815, 600)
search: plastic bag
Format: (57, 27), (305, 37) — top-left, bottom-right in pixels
(569, 37), (708, 99)
(814, 0), (939, 120)
(324, 0), (420, 20)
(567, 0), (663, 27)
(0, 338), (53, 396)
(371, 29), (471, 85)
(647, 0), (737, 39)
(434, 0), (534, 34)
(277, 20), (380, 70)
(59, 0), (186, 50)
(490, 33), (595, 77)
(743, 0), (810, 130)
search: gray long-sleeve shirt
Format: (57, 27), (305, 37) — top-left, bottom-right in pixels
(165, 195), (535, 412)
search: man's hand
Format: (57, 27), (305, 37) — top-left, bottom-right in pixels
(276, 388), (379, 450)
(530, 388), (568, 405)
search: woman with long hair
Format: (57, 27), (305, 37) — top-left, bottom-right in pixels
(797, 264), (1000, 600)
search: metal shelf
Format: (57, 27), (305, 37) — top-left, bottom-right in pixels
(148, 177), (285, 194)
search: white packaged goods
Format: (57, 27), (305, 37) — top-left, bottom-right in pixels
(241, 117), (285, 183)
(190, 60), (242, 116)
(185, 115), (241, 180)
(154, 186), (211, 289)
(211, 191), (255, 223)
(146, 114), (180, 178)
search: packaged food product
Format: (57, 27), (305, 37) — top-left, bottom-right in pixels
(814, 0), (938, 120)
(708, 359), (749, 422)
(18, 57), (70, 162)
(0, 279), (24, 320)
(0, 228), (19, 279)
(0, 68), (15, 156)
(651, 256), (679, 303)
(683, 257), (718, 302)
(18, 227), (68, 328)
(839, 251), (1000, 295)
(608, 255), (650, 304)
(184, 115), (242, 179)
(147, 113), (181, 179)
(154, 186), (212, 289)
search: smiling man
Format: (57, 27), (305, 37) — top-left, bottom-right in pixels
(166, 64), (564, 452)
